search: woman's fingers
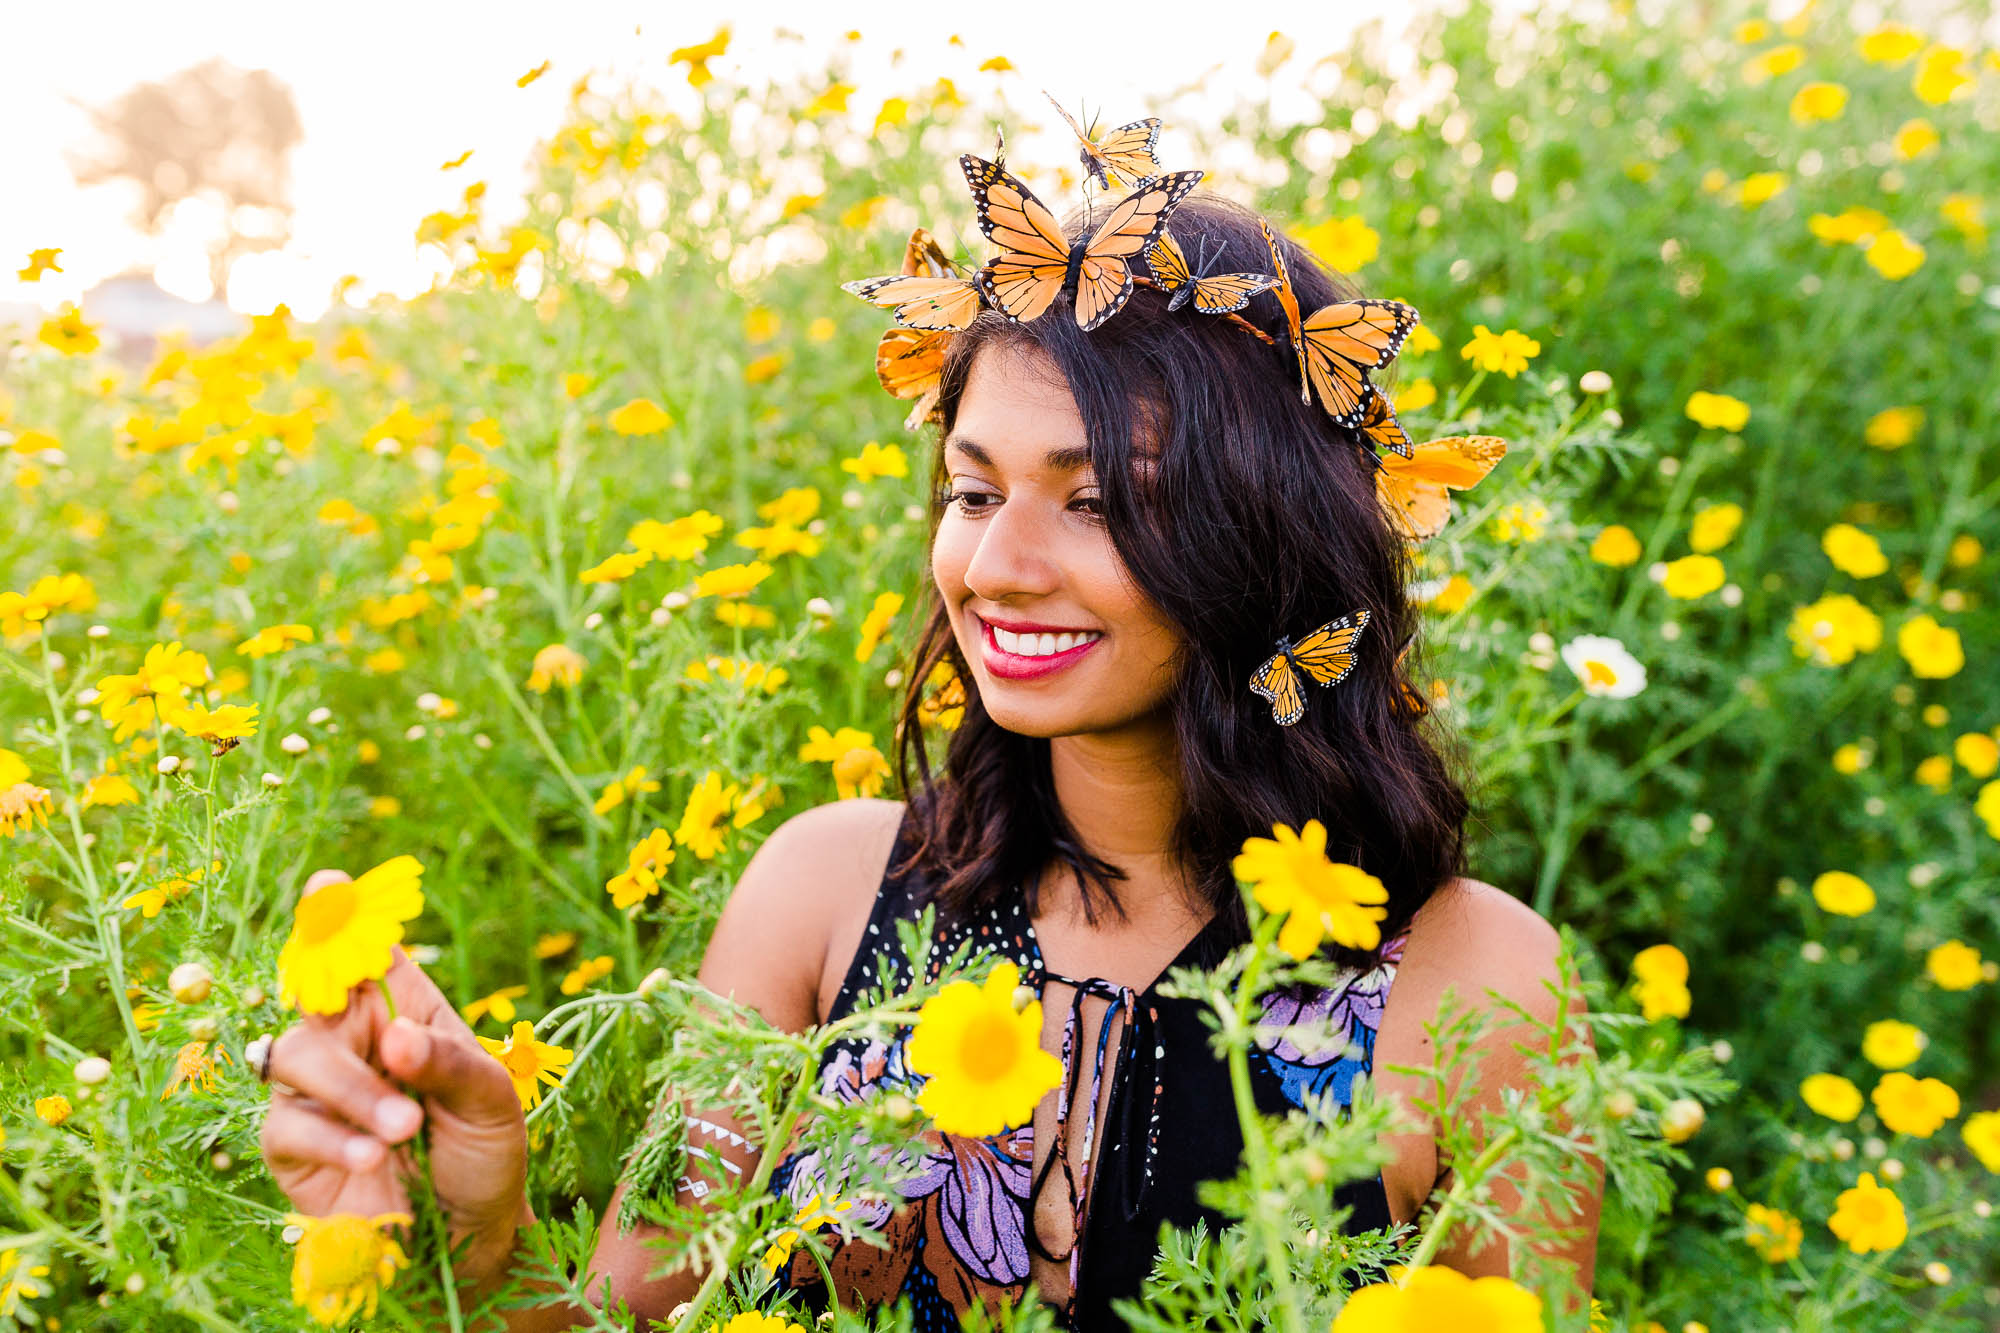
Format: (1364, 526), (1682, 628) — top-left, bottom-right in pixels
(379, 1015), (519, 1124)
(267, 1024), (425, 1143)
(261, 1097), (391, 1173)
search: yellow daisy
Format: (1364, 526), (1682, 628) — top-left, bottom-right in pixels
(1232, 819), (1388, 958)
(907, 960), (1062, 1138)
(286, 1212), (412, 1326)
(277, 856), (427, 1015)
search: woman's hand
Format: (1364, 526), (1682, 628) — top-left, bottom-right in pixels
(259, 869), (534, 1283)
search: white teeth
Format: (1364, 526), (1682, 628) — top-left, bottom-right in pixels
(1054, 633), (1075, 653)
(988, 621), (1101, 658)
(1037, 633), (1057, 656)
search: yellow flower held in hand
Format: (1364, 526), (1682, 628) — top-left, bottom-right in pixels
(1333, 1264), (1543, 1332)
(907, 959), (1063, 1138)
(286, 1212), (411, 1326)
(477, 1019), (574, 1110)
(1828, 1172), (1906, 1253)
(277, 856), (426, 1015)
(1233, 819), (1389, 958)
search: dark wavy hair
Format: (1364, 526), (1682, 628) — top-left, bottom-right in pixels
(890, 191), (1469, 967)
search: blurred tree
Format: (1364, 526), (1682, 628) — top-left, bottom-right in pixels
(68, 59), (302, 297)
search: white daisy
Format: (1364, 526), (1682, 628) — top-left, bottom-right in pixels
(1560, 634), (1647, 698)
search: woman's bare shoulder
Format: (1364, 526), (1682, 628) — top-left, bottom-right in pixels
(698, 798), (908, 1032)
(1397, 876), (1568, 1018)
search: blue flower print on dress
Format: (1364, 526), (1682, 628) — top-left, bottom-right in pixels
(1252, 931), (1409, 1110)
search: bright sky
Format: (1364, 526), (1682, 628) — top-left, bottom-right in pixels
(0, 0), (1409, 320)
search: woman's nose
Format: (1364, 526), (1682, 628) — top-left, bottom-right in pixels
(961, 501), (1061, 601)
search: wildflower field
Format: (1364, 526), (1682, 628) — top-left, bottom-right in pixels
(2, 2), (1998, 1329)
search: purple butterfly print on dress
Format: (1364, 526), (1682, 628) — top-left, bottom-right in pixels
(1252, 932), (1409, 1109)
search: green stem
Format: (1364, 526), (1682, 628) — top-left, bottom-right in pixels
(378, 982), (465, 1333)
(1398, 1126), (1522, 1277)
(1220, 912), (1306, 1333)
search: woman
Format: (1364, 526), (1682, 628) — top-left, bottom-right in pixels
(259, 193), (1601, 1330)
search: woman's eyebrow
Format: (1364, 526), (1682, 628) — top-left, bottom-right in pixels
(943, 435), (1093, 471)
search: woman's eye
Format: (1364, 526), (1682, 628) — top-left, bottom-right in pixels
(939, 489), (997, 515)
(1071, 495), (1105, 518)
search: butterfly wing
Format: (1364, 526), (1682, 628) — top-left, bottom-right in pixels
(1358, 388), (1414, 459)
(842, 275), (985, 331)
(1092, 118), (1164, 186)
(1189, 271), (1280, 315)
(1288, 609), (1371, 687)
(1248, 651), (1307, 726)
(962, 153), (1072, 323)
(1073, 170), (1203, 330)
(1375, 436), (1508, 541)
(902, 227), (956, 279)
(1147, 229), (1192, 302)
(875, 327), (950, 431)
(1299, 300), (1421, 428)
(1259, 219), (1309, 402)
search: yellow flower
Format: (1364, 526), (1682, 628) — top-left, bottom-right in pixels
(0, 750), (26, 787)
(608, 398), (673, 436)
(237, 623), (316, 658)
(831, 746), (891, 800)
(277, 855), (427, 1015)
(1743, 42), (1805, 82)
(526, 643), (586, 693)
(1912, 45), (1972, 104)
(1630, 943), (1691, 1020)
(1685, 391), (1750, 431)
(669, 26), (730, 86)
(1809, 206), (1890, 246)
(593, 766), (661, 815)
(1962, 1110), (2000, 1172)
(0, 572), (94, 634)
(562, 372), (593, 399)
(1689, 502), (1743, 553)
(1233, 820), (1389, 959)
(693, 561), (773, 600)
(675, 771), (739, 860)
(1292, 215), (1380, 273)
(1914, 754), (1953, 792)
(1590, 525), (1642, 567)
(0, 784), (54, 840)
(1661, 1097), (1706, 1144)
(1862, 1019), (1924, 1070)
(1801, 1072), (1863, 1122)
(760, 1194), (857, 1279)
(460, 985), (529, 1026)
(559, 954), (614, 995)
(161, 1040), (234, 1099)
(1737, 171), (1789, 207)
(1897, 614), (1962, 679)
(743, 307), (782, 343)
(1858, 23), (1924, 63)
(0, 1246), (51, 1318)
(841, 440), (910, 482)
(16, 247), (61, 282)
(1820, 524), (1887, 578)
(803, 82), (854, 116)
(800, 726), (876, 764)
(1893, 118), (1940, 160)
(1424, 574), (1475, 614)
(1870, 1072), (1960, 1137)
(534, 930), (575, 959)
(1941, 193), (1987, 248)
(1332, 1265), (1543, 1332)
(1393, 378), (1437, 414)
(79, 771), (139, 809)
(1458, 324), (1540, 377)
(1865, 230), (1925, 280)
(476, 1020), (574, 1111)
(735, 523), (822, 559)
(94, 641), (210, 740)
(1953, 734), (1999, 779)
(978, 55), (1015, 73)
(363, 647), (406, 675)
(1828, 1172), (1906, 1253)
(1489, 499), (1549, 543)
(1744, 1203), (1803, 1263)
(1734, 18), (1769, 42)
(1789, 81), (1847, 124)
(758, 487), (821, 527)
(174, 702), (261, 751)
(856, 592), (904, 662)
(34, 1095), (71, 1126)
(907, 959), (1062, 1137)
(38, 304), (100, 356)
(1811, 870), (1875, 916)
(287, 1211), (411, 1325)
(630, 511), (725, 562)
(840, 195), (890, 230)
(1979, 779), (2000, 841)
(1403, 325), (1441, 356)
(732, 774), (783, 828)
(579, 550), (652, 584)
(369, 795), (402, 820)
(606, 829), (676, 909)
(806, 316), (837, 342)
(715, 601), (776, 629)
(743, 353), (787, 384)
(1835, 742), (1867, 775)
(1788, 593), (1882, 666)
(1661, 554), (1724, 600)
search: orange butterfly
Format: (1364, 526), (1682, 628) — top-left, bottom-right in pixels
(1374, 436), (1509, 542)
(1043, 90), (1163, 189)
(875, 327), (951, 430)
(1145, 229), (1279, 315)
(1356, 384), (1414, 459)
(1390, 635), (1430, 719)
(1249, 609), (1371, 727)
(842, 227), (984, 331)
(962, 153), (1202, 330)
(1258, 219), (1420, 429)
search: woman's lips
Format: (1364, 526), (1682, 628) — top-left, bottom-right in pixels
(977, 615), (1104, 681)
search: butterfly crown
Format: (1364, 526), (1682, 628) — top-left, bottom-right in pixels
(844, 92), (1508, 726)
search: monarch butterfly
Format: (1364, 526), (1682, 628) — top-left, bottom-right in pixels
(1374, 436), (1509, 542)
(841, 227), (985, 331)
(1145, 229), (1279, 315)
(1356, 382), (1415, 459)
(1248, 609), (1372, 727)
(1042, 90), (1164, 189)
(1258, 219), (1421, 429)
(875, 327), (951, 430)
(961, 153), (1203, 330)
(1389, 634), (1429, 719)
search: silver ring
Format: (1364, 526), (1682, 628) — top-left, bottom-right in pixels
(247, 1033), (275, 1084)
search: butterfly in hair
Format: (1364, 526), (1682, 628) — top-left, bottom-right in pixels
(1043, 90), (1163, 189)
(841, 227), (985, 331)
(961, 153), (1203, 330)
(1145, 229), (1279, 315)
(1356, 381), (1415, 459)
(1258, 219), (1420, 429)
(875, 327), (950, 430)
(1248, 608), (1371, 727)
(1375, 436), (1509, 542)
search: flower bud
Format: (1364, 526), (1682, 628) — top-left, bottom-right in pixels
(1879, 1157), (1904, 1182)
(1605, 1089), (1638, 1120)
(640, 967), (672, 996)
(262, 772), (283, 788)
(1924, 1261), (1951, 1285)
(806, 597), (835, 624)
(211, 1151), (233, 1171)
(1580, 370), (1613, 394)
(307, 707), (333, 725)
(1660, 1098), (1705, 1144)
(1704, 1167), (1731, 1192)
(156, 755), (182, 775)
(169, 962), (213, 1004)
(883, 1094), (915, 1123)
(280, 733), (309, 755)
(240, 984), (267, 1008)
(1011, 985), (1037, 1014)
(74, 1056), (112, 1085)
(188, 1016), (219, 1042)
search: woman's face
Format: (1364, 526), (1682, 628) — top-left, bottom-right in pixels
(931, 342), (1182, 740)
